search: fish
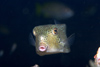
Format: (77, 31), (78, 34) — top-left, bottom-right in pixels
(31, 22), (75, 56)
(36, 2), (74, 20)
(94, 47), (100, 67)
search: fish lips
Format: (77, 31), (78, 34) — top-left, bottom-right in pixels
(38, 42), (48, 52)
(39, 45), (48, 52)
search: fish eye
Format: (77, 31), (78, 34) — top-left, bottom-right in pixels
(52, 28), (57, 35)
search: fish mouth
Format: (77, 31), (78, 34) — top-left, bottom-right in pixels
(39, 42), (48, 52)
(98, 59), (100, 65)
(39, 46), (47, 52)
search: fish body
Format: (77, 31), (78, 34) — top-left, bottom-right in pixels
(36, 2), (74, 20)
(94, 47), (100, 67)
(32, 24), (74, 56)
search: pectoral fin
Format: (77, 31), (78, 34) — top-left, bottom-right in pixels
(29, 33), (35, 46)
(63, 33), (75, 53)
(67, 33), (75, 46)
(63, 46), (70, 53)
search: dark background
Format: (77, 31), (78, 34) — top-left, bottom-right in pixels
(0, 0), (100, 67)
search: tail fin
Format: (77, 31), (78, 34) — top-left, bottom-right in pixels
(35, 3), (42, 16)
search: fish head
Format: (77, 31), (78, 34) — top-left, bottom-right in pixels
(33, 24), (70, 56)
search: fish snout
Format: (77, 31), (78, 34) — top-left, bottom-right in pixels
(39, 42), (48, 52)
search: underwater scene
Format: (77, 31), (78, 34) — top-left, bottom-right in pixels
(0, 0), (100, 67)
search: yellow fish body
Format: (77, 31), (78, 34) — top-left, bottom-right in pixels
(32, 24), (74, 56)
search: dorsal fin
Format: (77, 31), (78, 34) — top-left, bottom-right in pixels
(54, 20), (60, 24)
